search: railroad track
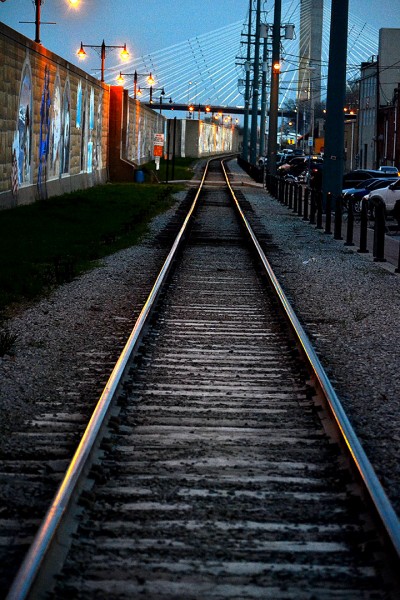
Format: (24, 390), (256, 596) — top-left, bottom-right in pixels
(5, 158), (400, 599)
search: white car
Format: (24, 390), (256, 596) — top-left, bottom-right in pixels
(366, 178), (400, 216)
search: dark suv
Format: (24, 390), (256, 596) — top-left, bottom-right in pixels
(342, 169), (394, 189)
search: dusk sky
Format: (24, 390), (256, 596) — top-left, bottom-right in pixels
(1, 1), (399, 69)
(1, 0), (247, 64)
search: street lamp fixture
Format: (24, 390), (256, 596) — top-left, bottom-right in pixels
(19, 0), (79, 44)
(137, 86), (165, 104)
(116, 71), (156, 99)
(77, 40), (129, 83)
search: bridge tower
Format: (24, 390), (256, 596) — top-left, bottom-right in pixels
(298, 0), (323, 135)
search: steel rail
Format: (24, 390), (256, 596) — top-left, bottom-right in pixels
(221, 159), (400, 561)
(6, 161), (212, 600)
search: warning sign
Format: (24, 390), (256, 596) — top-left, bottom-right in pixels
(153, 133), (165, 146)
(153, 145), (163, 157)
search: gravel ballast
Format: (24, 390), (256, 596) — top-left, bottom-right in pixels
(1, 159), (399, 526)
(229, 159), (400, 517)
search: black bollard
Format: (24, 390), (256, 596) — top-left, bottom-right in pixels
(293, 183), (298, 212)
(334, 194), (343, 240)
(344, 196), (355, 246)
(303, 187), (309, 220)
(284, 180), (289, 205)
(325, 192), (332, 234)
(309, 189), (316, 224)
(297, 185), (303, 217)
(288, 182), (293, 209)
(316, 190), (323, 229)
(358, 198), (369, 253)
(279, 178), (284, 203)
(373, 200), (387, 262)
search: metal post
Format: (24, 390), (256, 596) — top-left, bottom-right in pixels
(358, 198), (369, 253)
(242, 1), (253, 161)
(297, 184), (303, 216)
(172, 117), (177, 180)
(303, 187), (309, 220)
(309, 189), (316, 224)
(322, 0), (349, 205)
(250, 0), (261, 164)
(344, 197), (354, 246)
(267, 0), (282, 175)
(373, 201), (386, 262)
(334, 195), (343, 240)
(316, 191), (323, 228)
(35, 0), (41, 44)
(166, 120), (171, 184)
(325, 192), (332, 234)
(259, 34), (268, 158)
(101, 40), (106, 82)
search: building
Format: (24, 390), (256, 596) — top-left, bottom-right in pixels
(357, 29), (400, 170)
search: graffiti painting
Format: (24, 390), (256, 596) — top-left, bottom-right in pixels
(94, 91), (103, 170)
(49, 73), (62, 177)
(76, 81), (82, 129)
(61, 79), (71, 174)
(17, 61), (33, 185)
(80, 88), (88, 172)
(37, 65), (51, 199)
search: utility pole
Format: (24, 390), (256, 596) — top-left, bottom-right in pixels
(259, 30), (269, 158)
(267, 0), (281, 175)
(322, 0), (349, 204)
(242, 0), (252, 161)
(249, 0), (261, 164)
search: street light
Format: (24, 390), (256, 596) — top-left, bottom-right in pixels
(137, 86), (165, 104)
(158, 95), (173, 115)
(77, 40), (129, 82)
(116, 71), (155, 99)
(19, 0), (79, 44)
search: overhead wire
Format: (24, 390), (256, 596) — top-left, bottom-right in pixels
(106, 0), (379, 108)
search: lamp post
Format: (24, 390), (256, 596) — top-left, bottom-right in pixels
(137, 86), (165, 104)
(19, 0), (79, 44)
(158, 96), (173, 115)
(117, 71), (155, 99)
(77, 40), (129, 82)
(267, 0), (282, 176)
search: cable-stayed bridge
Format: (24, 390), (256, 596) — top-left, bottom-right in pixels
(106, 0), (379, 114)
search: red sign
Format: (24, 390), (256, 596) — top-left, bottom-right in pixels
(153, 145), (163, 157)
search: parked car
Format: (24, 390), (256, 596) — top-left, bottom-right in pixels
(366, 178), (400, 217)
(342, 169), (394, 189)
(277, 156), (322, 179)
(342, 177), (399, 212)
(378, 165), (400, 175)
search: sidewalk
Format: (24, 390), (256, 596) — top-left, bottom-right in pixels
(227, 160), (400, 273)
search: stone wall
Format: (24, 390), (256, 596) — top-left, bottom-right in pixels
(0, 23), (166, 209)
(0, 22), (110, 209)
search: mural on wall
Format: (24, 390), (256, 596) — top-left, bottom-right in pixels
(76, 81), (82, 129)
(94, 91), (103, 171)
(37, 65), (51, 199)
(80, 87), (88, 172)
(87, 87), (95, 173)
(61, 79), (71, 174)
(198, 121), (233, 156)
(15, 60), (33, 186)
(49, 72), (62, 177)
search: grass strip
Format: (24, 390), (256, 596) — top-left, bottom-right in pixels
(0, 182), (183, 314)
